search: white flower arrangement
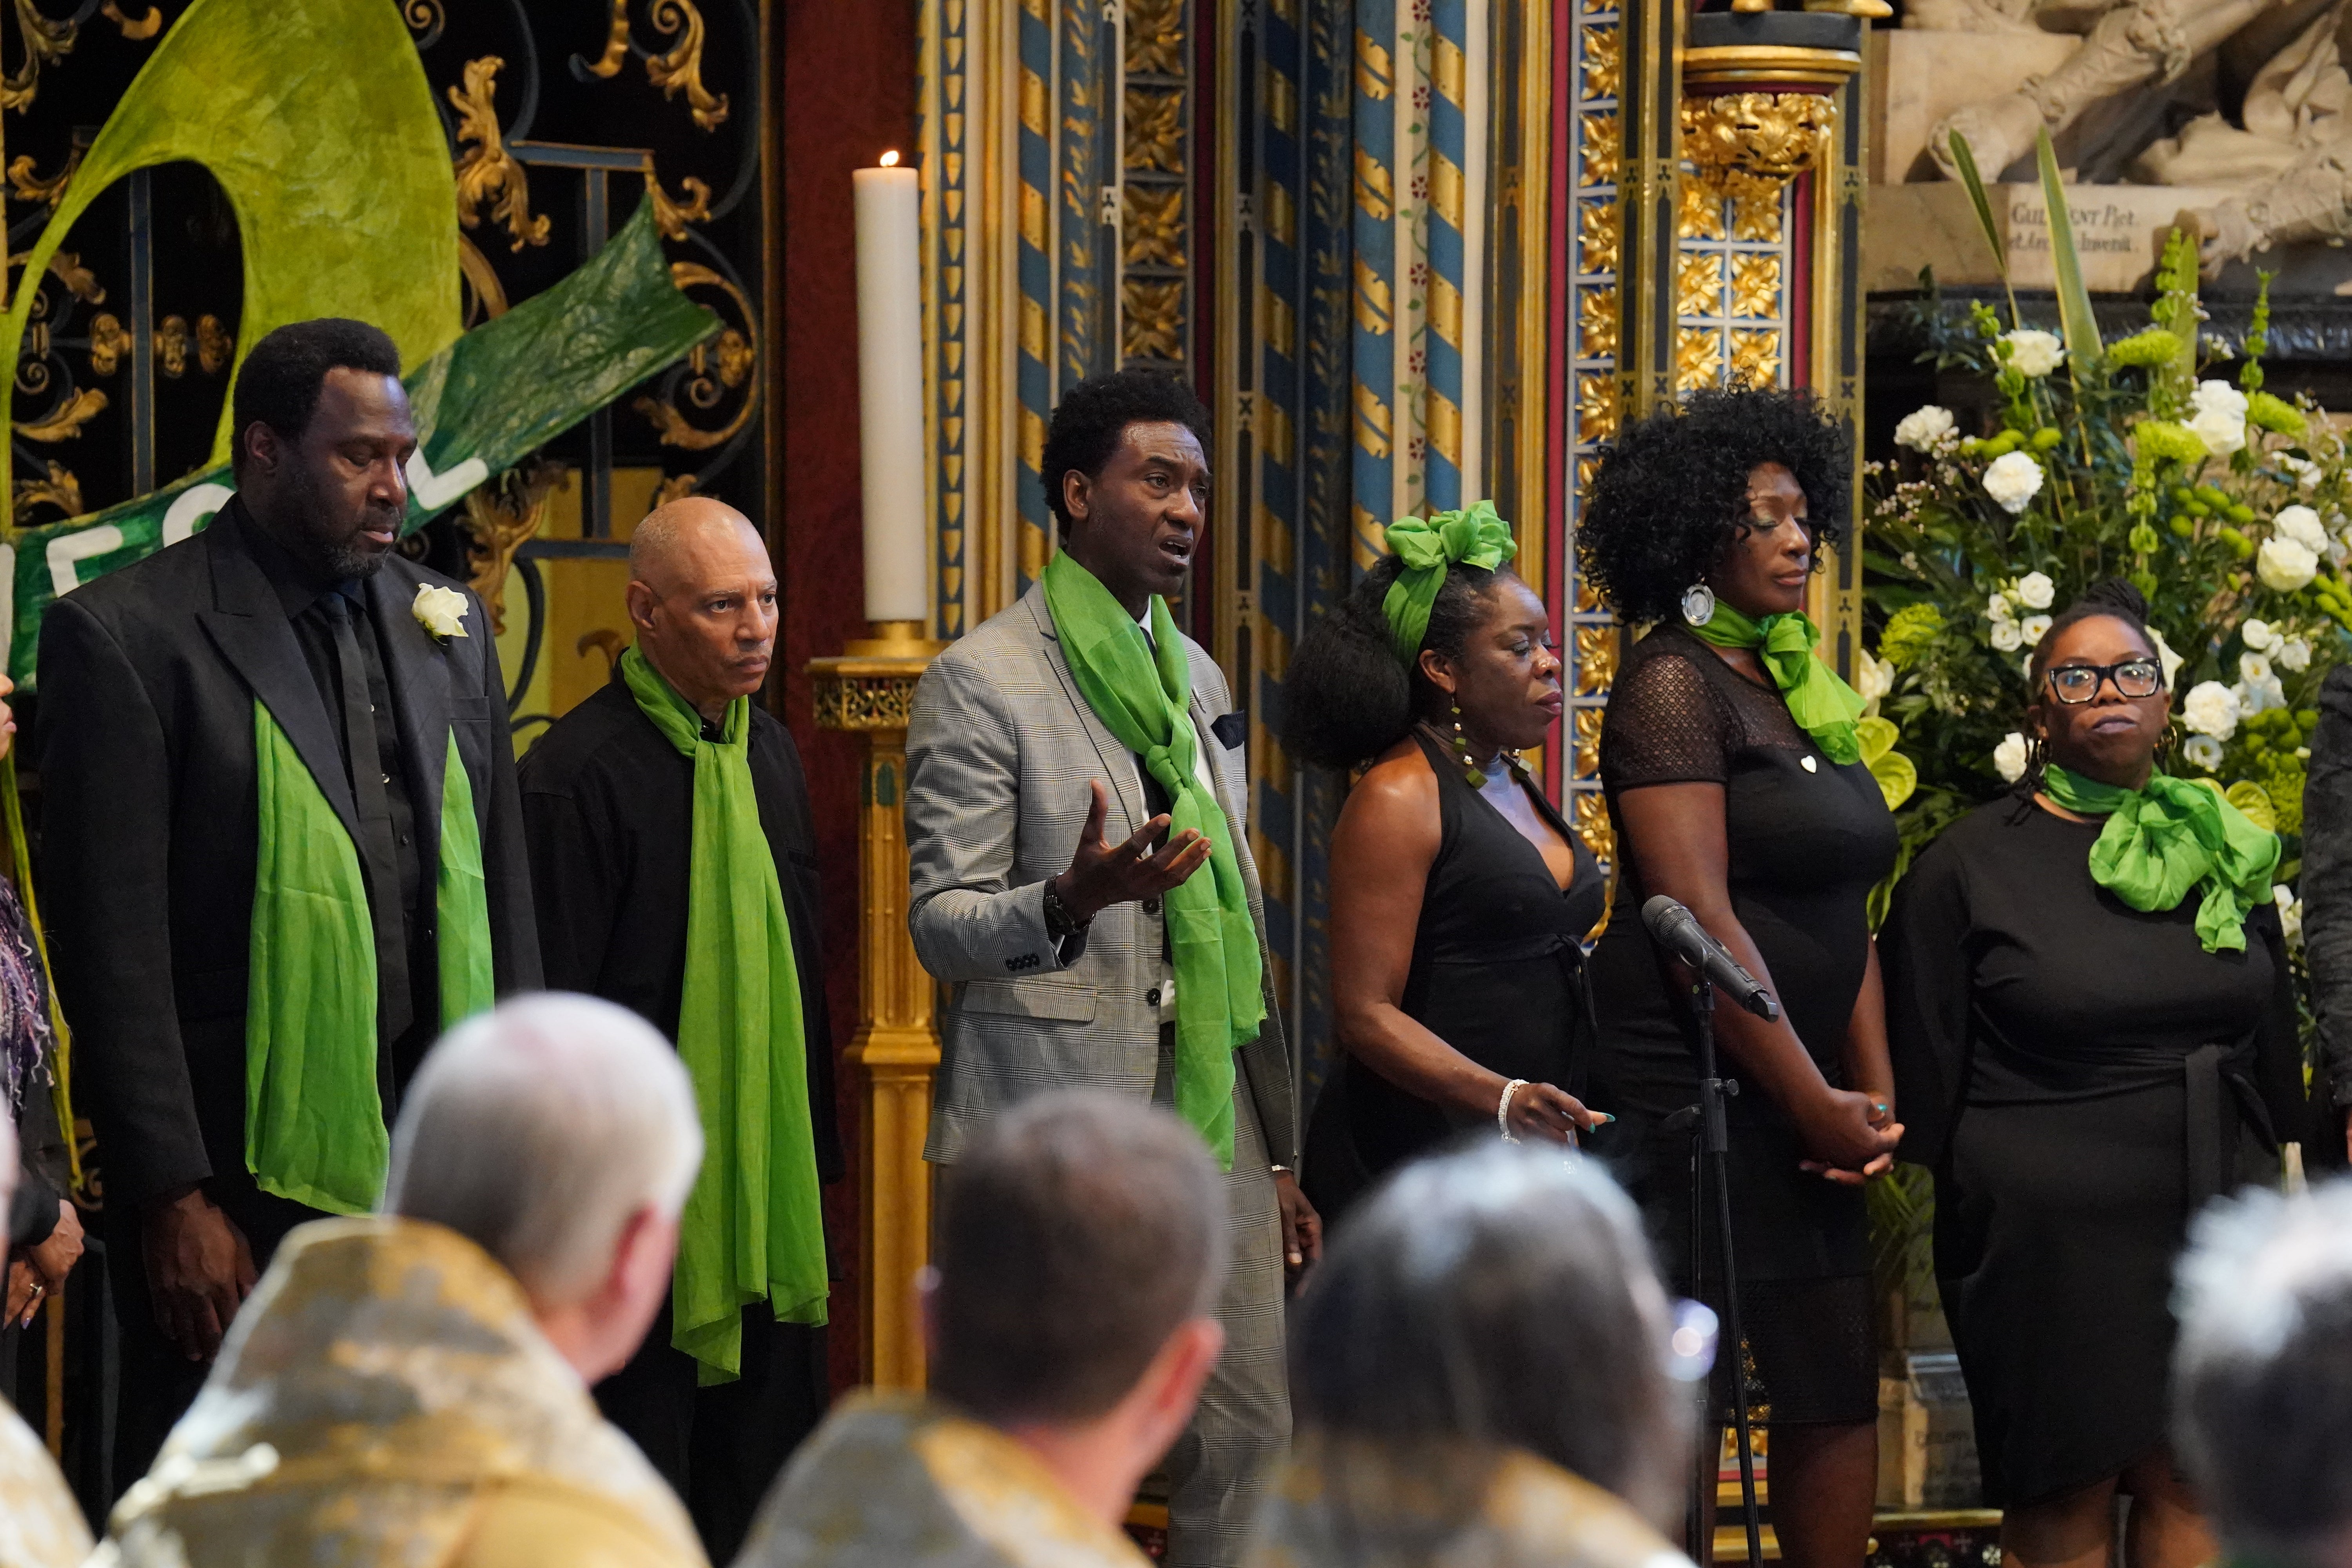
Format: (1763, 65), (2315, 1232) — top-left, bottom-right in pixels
(2182, 680), (2241, 740)
(2002, 329), (2063, 377)
(2190, 406), (2248, 456)
(2276, 884), (2305, 948)
(1991, 618), (2024, 652)
(2152, 628), (2186, 690)
(2243, 618), (2276, 651)
(2241, 651), (2275, 685)
(2019, 613), (2053, 646)
(1985, 592), (2016, 624)
(1856, 648), (1895, 704)
(2258, 535), (2320, 592)
(1993, 731), (2028, 783)
(1894, 405), (1956, 453)
(2014, 571), (2054, 610)
(2276, 505), (2330, 555)
(2280, 637), (2313, 673)
(412, 583), (470, 642)
(1983, 451), (2045, 514)
(2183, 734), (2225, 772)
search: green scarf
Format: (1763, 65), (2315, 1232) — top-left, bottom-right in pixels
(1039, 551), (1265, 1169)
(1688, 603), (1866, 764)
(2041, 764), (2281, 954)
(621, 646), (828, 1383)
(1380, 501), (1517, 666)
(245, 707), (495, 1215)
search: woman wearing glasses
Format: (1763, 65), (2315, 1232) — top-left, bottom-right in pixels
(1883, 579), (2306, 1568)
(1578, 387), (1899, 1568)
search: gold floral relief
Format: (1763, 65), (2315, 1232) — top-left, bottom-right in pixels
(1578, 200), (1620, 276)
(14, 387), (106, 443)
(1126, 89), (1184, 175)
(1123, 183), (1185, 269)
(1575, 574), (1604, 613)
(646, 0), (730, 132)
(451, 58), (550, 253)
(1572, 791), (1616, 867)
(1729, 172), (1787, 243)
(1580, 113), (1620, 187)
(1125, 0), (1185, 75)
(1675, 325), (1724, 391)
(101, 2), (162, 38)
(85, 312), (128, 376)
(1583, 26), (1621, 100)
(0, 0), (76, 114)
(1123, 278), (1185, 362)
(154, 314), (187, 377)
(647, 164), (713, 241)
(461, 459), (564, 633)
(1730, 254), (1783, 319)
(1577, 286), (1619, 361)
(1677, 181), (1725, 243)
(1575, 625), (1619, 693)
(196, 314), (232, 376)
(580, 0), (630, 77)
(1676, 252), (1723, 320)
(12, 459), (78, 524)
(1575, 373), (1620, 445)
(1573, 704), (1605, 778)
(1730, 328), (1783, 388)
(1682, 93), (1834, 185)
(7, 145), (78, 210)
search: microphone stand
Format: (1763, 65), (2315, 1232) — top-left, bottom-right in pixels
(1685, 975), (1765, 1567)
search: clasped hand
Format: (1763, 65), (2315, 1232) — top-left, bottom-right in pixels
(1795, 1088), (1903, 1185)
(1054, 779), (1214, 921)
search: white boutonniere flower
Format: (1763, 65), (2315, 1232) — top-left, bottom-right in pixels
(413, 583), (470, 643)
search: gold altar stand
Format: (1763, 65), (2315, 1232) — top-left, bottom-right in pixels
(809, 620), (947, 1389)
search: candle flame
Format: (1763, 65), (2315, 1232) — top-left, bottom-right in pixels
(879, 150), (900, 168)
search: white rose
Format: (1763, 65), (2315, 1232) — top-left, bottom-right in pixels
(2183, 734), (2225, 772)
(2258, 535), (2319, 592)
(1993, 731), (2028, 784)
(2019, 613), (2053, 645)
(2183, 679), (2241, 740)
(2281, 454), (2325, 491)
(2234, 680), (2265, 718)
(2192, 379), (2251, 420)
(2152, 628), (2185, 690)
(2277, 885), (2305, 948)
(1894, 405), (1956, 453)
(2280, 636), (2312, 672)
(1991, 618), (2024, 652)
(2241, 650), (2274, 685)
(2015, 571), (2054, 610)
(1857, 648), (1894, 703)
(2242, 617), (2276, 651)
(1983, 450), (2045, 515)
(2276, 505), (2330, 554)
(2003, 329), (2064, 377)
(411, 583), (470, 641)
(1986, 591), (2016, 624)
(2190, 405), (2247, 457)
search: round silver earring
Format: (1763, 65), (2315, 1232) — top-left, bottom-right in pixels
(1681, 583), (1717, 627)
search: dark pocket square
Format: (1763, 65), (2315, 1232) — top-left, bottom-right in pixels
(1211, 711), (1248, 750)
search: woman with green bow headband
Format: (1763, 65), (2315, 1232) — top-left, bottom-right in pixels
(1881, 579), (2305, 1559)
(1574, 386), (1897, 1568)
(1277, 499), (1609, 1226)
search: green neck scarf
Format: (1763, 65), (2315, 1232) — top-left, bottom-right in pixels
(1040, 552), (1265, 1170)
(245, 707), (494, 1216)
(1688, 602), (1867, 765)
(621, 646), (829, 1382)
(1380, 501), (1517, 667)
(2040, 764), (2281, 954)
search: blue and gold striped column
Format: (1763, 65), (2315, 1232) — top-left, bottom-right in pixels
(1350, 2), (1400, 570)
(1424, 0), (1470, 513)
(1014, 0), (1056, 593)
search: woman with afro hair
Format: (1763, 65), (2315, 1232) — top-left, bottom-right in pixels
(1576, 387), (1899, 1568)
(1276, 502), (1608, 1227)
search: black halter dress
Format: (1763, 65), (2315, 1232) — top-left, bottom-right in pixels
(1302, 728), (1608, 1224)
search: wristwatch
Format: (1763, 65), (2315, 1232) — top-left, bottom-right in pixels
(1042, 875), (1093, 940)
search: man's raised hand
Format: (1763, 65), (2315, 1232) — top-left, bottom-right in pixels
(1055, 779), (1214, 922)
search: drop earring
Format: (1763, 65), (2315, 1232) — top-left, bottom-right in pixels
(1449, 698), (1488, 789)
(1681, 583), (1717, 627)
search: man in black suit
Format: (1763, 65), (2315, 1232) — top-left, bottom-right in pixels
(35, 318), (540, 1490)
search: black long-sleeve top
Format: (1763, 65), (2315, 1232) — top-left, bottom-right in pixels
(516, 673), (844, 1183)
(2299, 665), (2352, 1126)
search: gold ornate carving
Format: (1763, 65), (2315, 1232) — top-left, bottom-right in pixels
(1676, 252), (1723, 318)
(631, 260), (757, 451)
(646, 0), (730, 132)
(1676, 326), (1724, 390)
(154, 314), (187, 377)
(452, 57), (550, 254)
(1125, 88), (1183, 174)
(646, 162), (712, 241)
(1122, 182), (1184, 269)
(1579, 200), (1621, 276)
(0, 0), (77, 114)
(1572, 790), (1616, 869)
(397, 0), (443, 42)
(1678, 180), (1725, 243)
(1730, 328), (1783, 388)
(1730, 254), (1782, 319)
(1584, 25), (1621, 99)
(7, 143), (77, 209)
(1575, 624), (1619, 693)
(1681, 93), (1837, 201)
(1581, 113), (1620, 186)
(12, 458), (76, 523)
(42, 249), (98, 302)
(581, 0), (631, 78)
(1575, 373), (1620, 444)
(196, 313), (232, 376)
(84, 311), (127, 375)
(1578, 287), (1619, 359)
(651, 471), (698, 509)
(1576, 573), (1604, 613)
(461, 458), (564, 634)
(1122, 278), (1184, 361)
(1573, 704), (1604, 779)
(457, 234), (509, 323)
(812, 671), (925, 731)
(1125, 0), (1185, 75)
(1729, 177), (1785, 243)
(13, 386), (105, 443)
(1681, 44), (1861, 91)
(100, 2), (162, 38)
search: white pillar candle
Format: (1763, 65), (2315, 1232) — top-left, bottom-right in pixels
(853, 154), (928, 625)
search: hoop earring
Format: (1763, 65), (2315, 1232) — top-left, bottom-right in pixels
(1449, 699), (1489, 789)
(1681, 583), (1717, 627)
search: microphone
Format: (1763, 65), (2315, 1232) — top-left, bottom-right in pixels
(1641, 895), (1780, 1021)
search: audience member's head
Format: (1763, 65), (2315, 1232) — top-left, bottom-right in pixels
(1290, 1145), (1691, 1528)
(2176, 1180), (2352, 1568)
(385, 993), (703, 1382)
(926, 1090), (1227, 1524)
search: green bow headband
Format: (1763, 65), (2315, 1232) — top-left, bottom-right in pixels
(1381, 501), (1518, 668)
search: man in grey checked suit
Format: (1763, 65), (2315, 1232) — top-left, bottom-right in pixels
(904, 370), (1319, 1568)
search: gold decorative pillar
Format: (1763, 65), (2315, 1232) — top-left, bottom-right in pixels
(809, 620), (947, 1389)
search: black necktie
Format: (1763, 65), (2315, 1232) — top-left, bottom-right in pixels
(319, 592), (414, 1045)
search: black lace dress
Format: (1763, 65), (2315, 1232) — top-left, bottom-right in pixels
(1303, 729), (1608, 1224)
(1583, 621), (1898, 1425)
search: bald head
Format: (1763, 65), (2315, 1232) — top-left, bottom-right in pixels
(624, 496), (777, 719)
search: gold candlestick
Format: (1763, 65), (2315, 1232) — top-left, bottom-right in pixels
(809, 620), (947, 1388)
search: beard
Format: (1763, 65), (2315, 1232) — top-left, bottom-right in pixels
(279, 459), (404, 582)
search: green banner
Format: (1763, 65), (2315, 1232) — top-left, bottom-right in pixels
(9, 201), (715, 685)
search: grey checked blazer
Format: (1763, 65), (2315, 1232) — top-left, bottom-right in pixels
(907, 582), (1296, 1167)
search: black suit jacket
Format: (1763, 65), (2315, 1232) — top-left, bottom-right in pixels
(34, 504), (541, 1209)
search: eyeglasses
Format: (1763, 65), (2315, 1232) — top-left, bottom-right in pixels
(2045, 659), (2163, 704)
